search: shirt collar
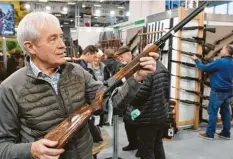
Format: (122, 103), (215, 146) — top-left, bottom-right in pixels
(29, 58), (61, 77)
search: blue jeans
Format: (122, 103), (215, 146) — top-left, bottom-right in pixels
(206, 90), (232, 138)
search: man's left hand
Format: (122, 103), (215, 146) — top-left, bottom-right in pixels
(133, 52), (159, 82)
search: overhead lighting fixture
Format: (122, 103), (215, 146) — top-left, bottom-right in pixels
(82, 4), (86, 8)
(70, 19), (73, 22)
(110, 10), (115, 16)
(118, 6), (125, 9)
(94, 17), (98, 19)
(95, 9), (101, 14)
(54, 14), (61, 17)
(24, 4), (30, 10)
(94, 4), (101, 7)
(39, 0), (48, 2)
(126, 11), (130, 16)
(76, 16), (81, 18)
(68, 2), (76, 5)
(63, 7), (68, 12)
(100, 0), (104, 2)
(45, 6), (51, 11)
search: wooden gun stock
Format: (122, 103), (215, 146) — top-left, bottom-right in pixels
(44, 105), (92, 148)
(44, 92), (104, 148)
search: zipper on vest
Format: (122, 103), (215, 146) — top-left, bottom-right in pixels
(57, 80), (68, 116)
(36, 79), (68, 117)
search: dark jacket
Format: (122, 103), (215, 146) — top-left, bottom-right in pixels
(124, 61), (170, 126)
(102, 57), (123, 76)
(0, 59), (142, 159)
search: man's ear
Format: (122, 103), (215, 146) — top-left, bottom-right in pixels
(24, 41), (36, 55)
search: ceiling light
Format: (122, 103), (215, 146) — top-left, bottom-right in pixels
(94, 17), (98, 19)
(68, 2), (76, 5)
(70, 19), (73, 22)
(94, 4), (101, 7)
(63, 7), (68, 12)
(126, 11), (130, 16)
(110, 10), (115, 15)
(46, 6), (51, 11)
(39, 0), (48, 2)
(76, 16), (81, 18)
(82, 4), (86, 8)
(24, 4), (30, 10)
(95, 9), (101, 14)
(100, 0), (104, 2)
(54, 14), (61, 17)
(118, 6), (125, 9)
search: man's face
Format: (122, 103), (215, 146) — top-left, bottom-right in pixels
(220, 46), (229, 57)
(117, 51), (132, 64)
(86, 52), (97, 63)
(93, 54), (101, 65)
(27, 24), (66, 68)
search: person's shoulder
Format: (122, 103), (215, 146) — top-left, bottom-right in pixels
(1, 67), (28, 93)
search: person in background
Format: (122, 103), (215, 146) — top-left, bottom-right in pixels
(116, 45), (169, 159)
(102, 49), (123, 76)
(88, 49), (111, 126)
(73, 39), (83, 57)
(76, 45), (98, 71)
(115, 46), (138, 152)
(0, 12), (157, 159)
(192, 45), (233, 140)
(88, 49), (111, 83)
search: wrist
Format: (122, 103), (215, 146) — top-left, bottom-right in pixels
(133, 72), (144, 82)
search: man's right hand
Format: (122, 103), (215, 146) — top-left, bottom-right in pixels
(31, 139), (64, 159)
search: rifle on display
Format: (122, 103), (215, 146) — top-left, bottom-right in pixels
(171, 48), (212, 63)
(172, 86), (209, 100)
(181, 26), (216, 33)
(171, 74), (211, 87)
(127, 30), (141, 47)
(131, 44), (138, 53)
(173, 36), (215, 51)
(171, 60), (196, 67)
(213, 30), (233, 45)
(44, 1), (211, 149)
(171, 98), (201, 105)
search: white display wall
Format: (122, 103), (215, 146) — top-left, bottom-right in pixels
(70, 27), (113, 49)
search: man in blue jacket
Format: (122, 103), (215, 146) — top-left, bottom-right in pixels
(192, 45), (233, 140)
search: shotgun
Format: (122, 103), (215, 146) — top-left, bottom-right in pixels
(127, 29), (141, 47)
(172, 86), (209, 100)
(171, 48), (212, 63)
(181, 26), (216, 33)
(174, 36), (215, 51)
(171, 98), (201, 105)
(171, 74), (211, 87)
(44, 1), (210, 148)
(171, 60), (196, 67)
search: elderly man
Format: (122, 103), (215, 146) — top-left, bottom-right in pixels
(192, 45), (233, 140)
(0, 12), (157, 159)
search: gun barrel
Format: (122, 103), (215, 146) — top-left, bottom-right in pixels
(171, 60), (196, 67)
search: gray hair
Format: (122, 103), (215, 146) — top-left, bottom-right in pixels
(17, 12), (60, 55)
(226, 45), (233, 56)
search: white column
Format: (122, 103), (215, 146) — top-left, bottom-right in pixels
(129, 0), (166, 22)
